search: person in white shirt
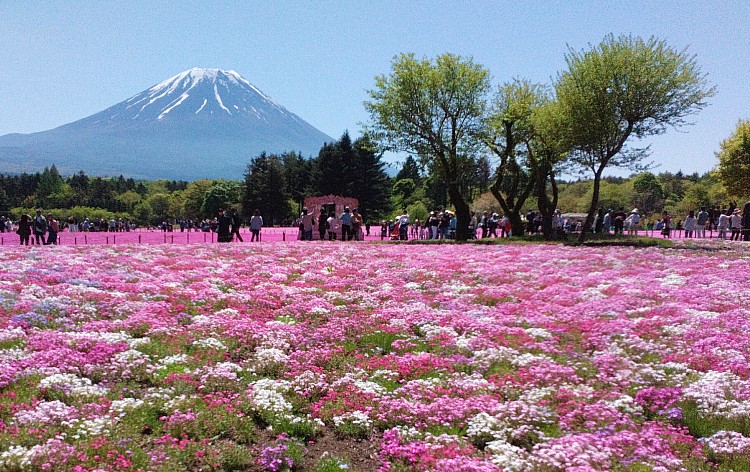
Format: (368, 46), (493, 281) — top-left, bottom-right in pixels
(717, 209), (729, 240)
(626, 209), (640, 235)
(730, 208), (743, 241)
(683, 210), (696, 238)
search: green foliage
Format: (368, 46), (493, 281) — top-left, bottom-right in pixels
(365, 52), (491, 240)
(716, 120), (750, 199)
(556, 34), (715, 238)
(243, 153), (292, 225)
(201, 180), (242, 217)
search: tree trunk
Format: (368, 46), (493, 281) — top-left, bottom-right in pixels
(577, 167), (604, 242)
(447, 182), (471, 241)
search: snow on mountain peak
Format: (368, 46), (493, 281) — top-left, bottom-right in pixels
(123, 67), (284, 121)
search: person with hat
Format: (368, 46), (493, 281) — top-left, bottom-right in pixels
(626, 209), (641, 235)
(730, 208), (743, 241)
(32, 209), (47, 245)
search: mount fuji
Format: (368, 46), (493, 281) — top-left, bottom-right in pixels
(0, 68), (333, 180)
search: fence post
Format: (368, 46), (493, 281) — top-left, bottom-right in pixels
(106, 236), (109, 244)
(283, 232), (285, 241)
(139, 235), (141, 244)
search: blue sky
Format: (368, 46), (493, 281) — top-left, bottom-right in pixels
(1, 0), (748, 176)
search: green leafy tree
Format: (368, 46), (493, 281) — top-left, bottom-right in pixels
(350, 135), (391, 221)
(396, 155), (422, 185)
(147, 193), (173, 223)
(311, 132), (354, 197)
(132, 201), (154, 226)
(115, 190), (142, 212)
(282, 152), (312, 215)
(717, 120), (750, 199)
(483, 79), (546, 235)
(201, 180), (242, 218)
(243, 153), (291, 225)
(631, 172), (665, 215)
(555, 34), (715, 241)
(365, 53), (491, 240)
(181, 180), (215, 220)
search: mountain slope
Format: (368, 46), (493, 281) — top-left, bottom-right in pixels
(0, 68), (332, 180)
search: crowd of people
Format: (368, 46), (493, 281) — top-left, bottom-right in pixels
(4, 200), (750, 246)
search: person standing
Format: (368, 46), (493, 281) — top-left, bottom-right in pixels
(683, 210), (696, 238)
(730, 208), (743, 241)
(250, 209), (263, 242)
(350, 208), (363, 241)
(717, 209), (729, 240)
(327, 212), (337, 240)
(17, 214), (32, 245)
(300, 208), (315, 241)
(32, 209), (47, 245)
(595, 208), (605, 234)
(318, 208), (328, 241)
(230, 209), (243, 242)
(478, 211), (489, 239)
(743, 201), (750, 241)
(339, 207), (352, 241)
(487, 213), (499, 238)
(613, 207), (627, 235)
(398, 210), (410, 241)
(662, 211), (672, 238)
(602, 210), (612, 235)
(696, 206), (709, 238)
(46, 215), (59, 245)
(216, 209), (233, 243)
(626, 209), (640, 235)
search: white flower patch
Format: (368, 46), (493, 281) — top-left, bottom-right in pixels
(190, 315), (212, 325)
(62, 416), (112, 440)
(127, 337), (151, 348)
(467, 412), (511, 443)
(524, 327), (552, 339)
(157, 354), (190, 369)
(14, 401), (77, 426)
(192, 337), (227, 350)
(699, 430), (750, 455)
(472, 346), (519, 370)
(683, 371), (750, 418)
(214, 308), (240, 317)
(309, 306), (330, 315)
(660, 273), (686, 286)
(38, 373), (109, 398)
(486, 439), (531, 472)
(0, 327), (26, 343)
(333, 410), (373, 429)
(254, 348), (289, 370)
(0, 445), (34, 469)
(511, 353), (555, 367)
(684, 308), (721, 319)
(403, 282), (421, 290)
(418, 323), (458, 342)
(250, 379), (293, 416)
(110, 398), (145, 418)
(604, 395), (643, 415)
(66, 331), (132, 345)
(195, 362), (243, 385)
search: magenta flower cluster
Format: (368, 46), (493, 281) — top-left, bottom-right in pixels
(0, 240), (747, 471)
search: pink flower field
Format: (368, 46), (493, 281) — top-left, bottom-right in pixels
(0, 241), (749, 471)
